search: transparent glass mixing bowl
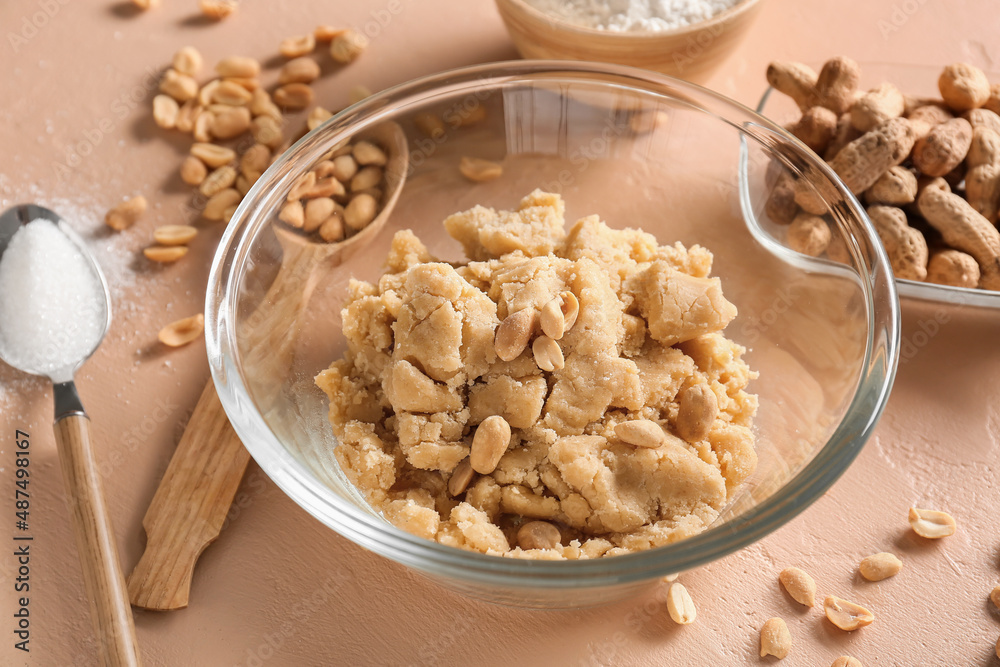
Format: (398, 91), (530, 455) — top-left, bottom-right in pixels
(206, 61), (900, 608)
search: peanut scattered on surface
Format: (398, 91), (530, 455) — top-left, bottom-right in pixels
(105, 195), (147, 231)
(823, 595), (874, 631)
(908, 507), (957, 538)
(759, 617), (791, 659)
(158, 314), (205, 347)
(666, 583), (696, 625)
(778, 567), (816, 607)
(858, 552), (903, 581)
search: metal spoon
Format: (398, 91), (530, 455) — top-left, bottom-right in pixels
(0, 204), (141, 667)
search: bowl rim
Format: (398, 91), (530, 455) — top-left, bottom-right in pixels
(495, 0), (763, 39)
(206, 59), (900, 590)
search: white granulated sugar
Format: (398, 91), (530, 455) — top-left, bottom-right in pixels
(0, 219), (106, 376)
(524, 0), (743, 31)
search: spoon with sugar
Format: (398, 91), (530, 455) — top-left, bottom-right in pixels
(0, 204), (141, 666)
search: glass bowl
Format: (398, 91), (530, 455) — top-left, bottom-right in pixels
(206, 61), (899, 608)
(756, 62), (1000, 309)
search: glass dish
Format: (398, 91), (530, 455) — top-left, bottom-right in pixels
(206, 61), (899, 608)
(755, 62), (1000, 309)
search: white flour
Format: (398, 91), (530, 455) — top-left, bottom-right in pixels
(524, 0), (744, 31)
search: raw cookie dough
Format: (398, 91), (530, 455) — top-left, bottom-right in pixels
(316, 190), (758, 559)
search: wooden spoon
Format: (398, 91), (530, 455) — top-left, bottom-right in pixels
(127, 122), (409, 610)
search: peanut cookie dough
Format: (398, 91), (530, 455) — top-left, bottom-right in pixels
(316, 190), (758, 559)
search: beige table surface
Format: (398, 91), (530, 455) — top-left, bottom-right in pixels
(2, 0), (999, 665)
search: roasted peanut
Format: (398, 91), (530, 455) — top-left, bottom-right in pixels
(180, 155), (208, 185)
(158, 314), (204, 347)
(330, 29), (368, 64)
(304, 197), (336, 233)
(470, 415), (511, 474)
(203, 188), (240, 221)
(494, 308), (536, 361)
(314, 25), (344, 42)
(105, 196), (147, 231)
(153, 225), (197, 246)
(760, 617), (791, 659)
(332, 155), (358, 182)
(190, 142), (235, 168)
(448, 458), (475, 496)
(209, 106), (251, 139)
(273, 83), (314, 111)
(144, 246), (187, 263)
(199, 0), (237, 20)
(615, 419), (666, 448)
(216, 56), (260, 79)
(539, 296), (567, 339)
(152, 94), (180, 129)
(251, 115), (283, 149)
(318, 214), (345, 242)
(344, 193), (377, 230)
(859, 552), (902, 581)
(908, 506), (957, 538)
(199, 165), (237, 197)
(666, 583), (696, 625)
(279, 200), (305, 229)
(459, 156), (503, 183)
(279, 57), (321, 85)
(212, 80), (253, 106)
(778, 567), (816, 607)
(414, 112), (446, 139)
(824, 595), (874, 631)
(531, 335), (564, 372)
(172, 46), (202, 76)
(517, 521), (561, 550)
(351, 165), (383, 192)
(307, 106), (333, 130)
(831, 658), (863, 667)
(159, 68), (198, 103)
(240, 143), (271, 181)
(353, 140), (387, 166)
(279, 34), (316, 59)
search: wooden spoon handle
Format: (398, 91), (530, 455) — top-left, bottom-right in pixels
(127, 381), (250, 611)
(54, 414), (141, 667)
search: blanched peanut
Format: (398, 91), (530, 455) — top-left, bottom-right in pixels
(494, 308), (536, 361)
(304, 197), (336, 233)
(559, 291), (579, 330)
(676, 383), (718, 441)
(287, 172), (317, 202)
(152, 94), (180, 129)
(153, 225), (197, 246)
(203, 188), (240, 221)
(158, 314), (204, 347)
(175, 100), (201, 133)
(279, 201), (304, 229)
(778, 567), (816, 607)
(144, 246), (188, 263)
(615, 419), (666, 448)
(279, 34), (316, 58)
(531, 335), (564, 372)
(470, 416), (511, 474)
(666, 583), (696, 625)
(344, 193), (377, 230)
(415, 112), (446, 139)
(319, 214), (345, 242)
(517, 521), (561, 550)
(279, 57), (321, 85)
(858, 552), (902, 581)
(305, 176), (346, 200)
(448, 458), (475, 496)
(105, 196), (147, 231)
(351, 166), (382, 191)
(908, 507), (956, 538)
(307, 106), (333, 130)
(216, 56), (260, 79)
(330, 29), (368, 64)
(759, 617), (791, 659)
(160, 69), (198, 103)
(332, 155), (358, 182)
(192, 110), (213, 142)
(314, 25), (344, 42)
(824, 595), (874, 631)
(180, 156), (208, 186)
(353, 141), (387, 166)
(212, 80), (252, 106)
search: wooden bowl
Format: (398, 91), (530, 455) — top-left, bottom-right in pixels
(494, 0), (764, 84)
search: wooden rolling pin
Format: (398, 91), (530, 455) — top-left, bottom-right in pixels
(126, 382), (249, 610)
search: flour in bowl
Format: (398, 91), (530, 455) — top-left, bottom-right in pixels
(524, 0), (744, 31)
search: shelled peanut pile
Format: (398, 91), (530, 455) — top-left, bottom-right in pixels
(765, 58), (1000, 292)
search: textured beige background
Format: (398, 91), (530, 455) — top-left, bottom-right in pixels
(1, 0), (999, 665)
